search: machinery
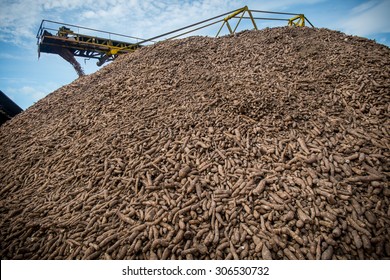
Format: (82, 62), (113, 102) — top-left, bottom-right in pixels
(36, 6), (314, 75)
(0, 90), (23, 126)
(36, 20), (145, 73)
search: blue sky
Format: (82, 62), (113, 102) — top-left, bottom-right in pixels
(0, 0), (389, 109)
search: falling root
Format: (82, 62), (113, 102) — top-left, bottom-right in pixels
(57, 48), (85, 77)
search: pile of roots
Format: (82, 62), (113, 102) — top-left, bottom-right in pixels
(0, 27), (389, 260)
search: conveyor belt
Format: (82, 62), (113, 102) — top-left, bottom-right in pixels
(36, 6), (314, 72)
(36, 21), (145, 67)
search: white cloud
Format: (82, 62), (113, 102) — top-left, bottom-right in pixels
(247, 0), (325, 12)
(5, 82), (60, 109)
(351, 0), (378, 14)
(19, 85), (48, 100)
(340, 0), (390, 36)
(0, 0), (114, 47)
(30, 84), (56, 100)
(0, 53), (27, 60)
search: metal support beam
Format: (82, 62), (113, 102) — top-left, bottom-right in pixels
(36, 7), (314, 70)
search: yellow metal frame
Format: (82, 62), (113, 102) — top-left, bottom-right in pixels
(216, 6), (258, 37)
(288, 14), (305, 27)
(38, 7), (313, 68)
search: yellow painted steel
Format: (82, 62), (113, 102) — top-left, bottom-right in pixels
(247, 10), (258, 31)
(223, 6), (248, 22)
(288, 15), (305, 27)
(216, 6), (258, 37)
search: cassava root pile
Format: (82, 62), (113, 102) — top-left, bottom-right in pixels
(0, 27), (389, 260)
